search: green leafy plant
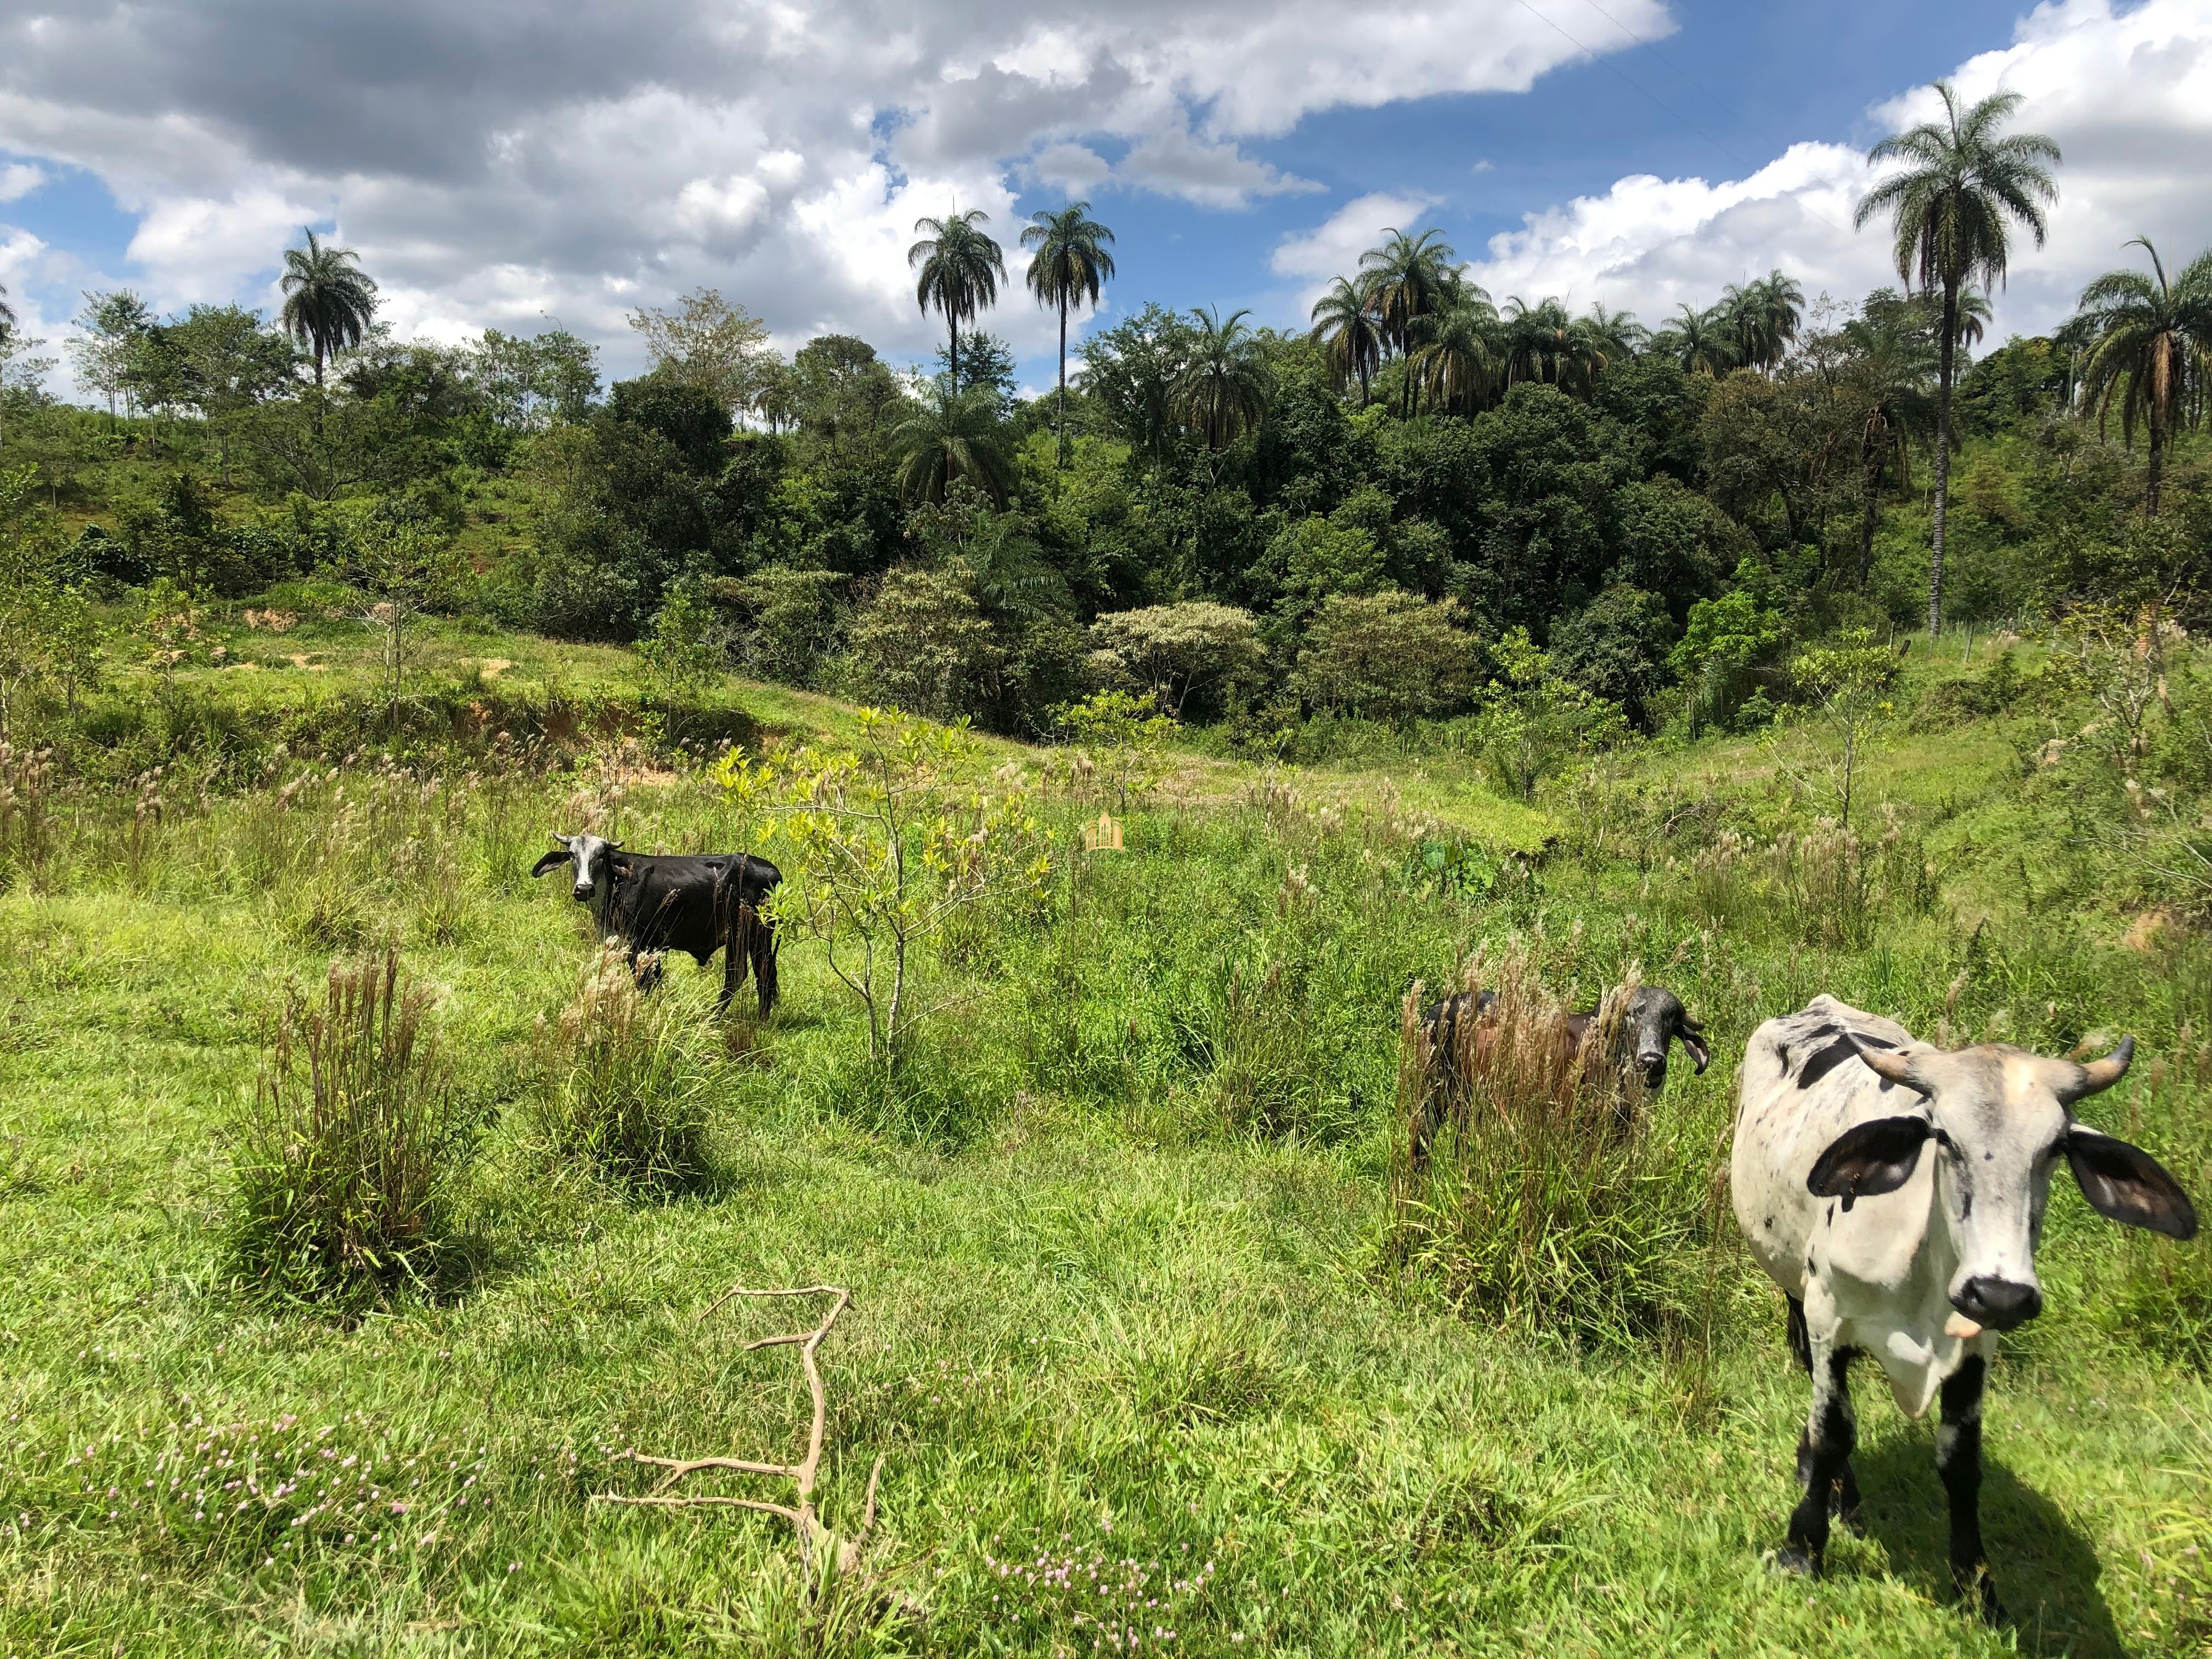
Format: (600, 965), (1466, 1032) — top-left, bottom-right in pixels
(1051, 688), (1176, 811)
(719, 708), (1050, 1075)
(1780, 626), (1899, 829)
(1472, 628), (1629, 801)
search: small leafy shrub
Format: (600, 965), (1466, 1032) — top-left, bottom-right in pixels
(532, 946), (713, 1189)
(227, 950), (467, 1304)
(1384, 950), (1706, 1351)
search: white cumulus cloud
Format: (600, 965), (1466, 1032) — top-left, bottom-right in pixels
(0, 0), (1669, 385)
(1271, 192), (1440, 312)
(1458, 0), (2212, 337)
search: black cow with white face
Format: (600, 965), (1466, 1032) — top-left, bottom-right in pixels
(532, 832), (781, 1015)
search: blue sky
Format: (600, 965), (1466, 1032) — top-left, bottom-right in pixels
(2, 0), (2207, 398)
(1045, 1), (2036, 323)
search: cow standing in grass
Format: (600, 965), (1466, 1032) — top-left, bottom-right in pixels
(1410, 984), (1709, 1165)
(1733, 995), (2197, 1622)
(532, 833), (782, 1016)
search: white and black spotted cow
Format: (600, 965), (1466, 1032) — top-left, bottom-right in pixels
(1733, 994), (2197, 1622)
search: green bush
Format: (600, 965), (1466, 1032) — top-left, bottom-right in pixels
(226, 949), (471, 1304)
(1384, 952), (1718, 1352)
(531, 946), (714, 1189)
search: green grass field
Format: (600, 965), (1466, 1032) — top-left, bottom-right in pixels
(4, 628), (2210, 1657)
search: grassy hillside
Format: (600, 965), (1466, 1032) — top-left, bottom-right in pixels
(3, 622), (2210, 1657)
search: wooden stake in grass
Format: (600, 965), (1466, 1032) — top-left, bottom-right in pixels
(594, 1284), (884, 1578)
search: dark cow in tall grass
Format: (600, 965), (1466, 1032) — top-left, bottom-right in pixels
(532, 832), (782, 1015)
(1733, 995), (2197, 1622)
(1410, 984), (1709, 1163)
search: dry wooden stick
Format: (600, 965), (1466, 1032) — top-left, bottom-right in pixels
(592, 1283), (885, 1577)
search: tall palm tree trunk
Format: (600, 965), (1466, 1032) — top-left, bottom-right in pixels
(1056, 297), (1069, 469)
(948, 315), (960, 393)
(1859, 442), (1882, 590)
(1929, 284), (1957, 641)
(2147, 415), (2165, 518)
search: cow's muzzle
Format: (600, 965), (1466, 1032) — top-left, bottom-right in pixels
(1953, 1276), (2042, 1331)
(573, 882), (595, 901)
(1637, 1052), (1668, 1091)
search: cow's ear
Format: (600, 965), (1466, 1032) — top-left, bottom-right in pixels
(2067, 1126), (2198, 1240)
(1678, 1019), (1711, 1075)
(531, 849), (572, 878)
(1808, 1116), (1933, 1210)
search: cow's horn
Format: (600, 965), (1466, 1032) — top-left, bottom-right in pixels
(2062, 1035), (2135, 1102)
(1849, 1036), (1928, 1094)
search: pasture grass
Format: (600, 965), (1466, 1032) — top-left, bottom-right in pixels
(4, 664), (2212, 1655)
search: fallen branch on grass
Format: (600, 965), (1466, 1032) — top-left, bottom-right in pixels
(592, 1283), (885, 1576)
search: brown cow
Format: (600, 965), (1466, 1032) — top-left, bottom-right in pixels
(1409, 984), (1709, 1165)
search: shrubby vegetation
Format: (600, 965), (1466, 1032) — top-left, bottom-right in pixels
(6, 95), (2212, 1651)
(2, 106), (2207, 782)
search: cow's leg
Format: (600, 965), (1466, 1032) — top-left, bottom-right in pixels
(1938, 1356), (2003, 1625)
(1408, 1071), (1439, 1171)
(1778, 1341), (1856, 1576)
(1785, 1297), (1863, 1534)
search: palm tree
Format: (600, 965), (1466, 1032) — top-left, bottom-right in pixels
(279, 228), (378, 391)
(1360, 228), (1462, 415)
(1654, 302), (1737, 376)
(1310, 274), (1385, 406)
(2074, 238), (2212, 517)
(889, 383), (1015, 505)
(1021, 202), (1115, 467)
(1499, 297), (1609, 394)
(1855, 81), (2059, 637)
(1723, 270), (1804, 372)
(1410, 292), (1500, 415)
(1953, 284), (1994, 352)
(1842, 309), (1937, 586)
(1172, 307), (1271, 453)
(1582, 304), (1648, 363)
(909, 210), (1006, 395)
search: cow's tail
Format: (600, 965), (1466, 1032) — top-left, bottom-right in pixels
(753, 909), (780, 1017)
(726, 899), (755, 997)
(1786, 1294), (1813, 1374)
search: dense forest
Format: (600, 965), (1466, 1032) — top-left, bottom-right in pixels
(1, 86), (2207, 777)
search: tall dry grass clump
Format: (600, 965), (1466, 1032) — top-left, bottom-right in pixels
(228, 949), (465, 1304)
(1687, 813), (1937, 949)
(532, 945), (713, 1189)
(0, 741), (57, 891)
(1385, 949), (1702, 1350)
